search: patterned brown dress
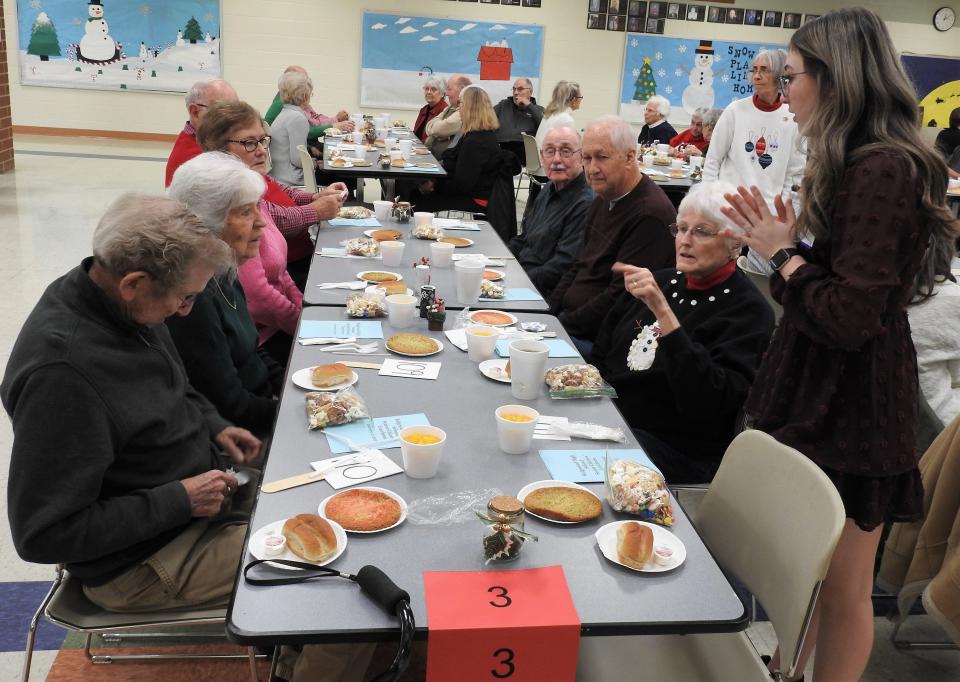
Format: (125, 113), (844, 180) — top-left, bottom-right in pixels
(745, 149), (928, 530)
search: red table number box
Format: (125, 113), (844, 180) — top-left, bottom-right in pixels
(424, 565), (581, 682)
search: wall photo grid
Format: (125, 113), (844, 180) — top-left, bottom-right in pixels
(587, 1), (820, 32)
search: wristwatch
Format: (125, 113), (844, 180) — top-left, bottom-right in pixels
(769, 247), (800, 271)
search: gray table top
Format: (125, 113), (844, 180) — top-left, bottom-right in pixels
(227, 307), (747, 645)
(321, 129), (447, 180)
(304, 218), (550, 312)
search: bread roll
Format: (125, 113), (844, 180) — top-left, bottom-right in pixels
(311, 363), (352, 388)
(617, 522), (653, 569)
(282, 514), (338, 562)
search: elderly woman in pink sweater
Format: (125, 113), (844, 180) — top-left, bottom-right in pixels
(237, 206), (302, 365)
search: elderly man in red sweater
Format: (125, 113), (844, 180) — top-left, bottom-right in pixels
(165, 79), (239, 187)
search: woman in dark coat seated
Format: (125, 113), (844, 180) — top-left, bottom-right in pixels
(410, 86), (508, 214)
(590, 182), (775, 482)
(167, 152), (283, 436)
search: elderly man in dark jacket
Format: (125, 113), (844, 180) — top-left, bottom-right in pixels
(493, 77), (544, 165)
(510, 126), (595, 299)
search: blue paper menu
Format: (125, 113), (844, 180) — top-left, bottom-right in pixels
(328, 218), (382, 227)
(323, 413), (431, 454)
(495, 338), (579, 358)
(298, 320), (384, 339)
(538, 448), (661, 483)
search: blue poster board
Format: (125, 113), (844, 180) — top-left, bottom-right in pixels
(360, 12), (545, 111)
(900, 53), (960, 129)
(619, 33), (784, 124)
(17, 0), (222, 93)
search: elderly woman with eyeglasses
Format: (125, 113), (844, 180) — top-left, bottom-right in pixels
(413, 75), (449, 142)
(590, 181), (775, 483)
(166, 152), (282, 435)
(197, 102), (313, 365)
(197, 101), (345, 291)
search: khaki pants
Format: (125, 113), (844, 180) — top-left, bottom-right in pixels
(83, 469), (258, 612)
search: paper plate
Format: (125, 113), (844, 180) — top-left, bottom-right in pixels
(479, 358), (511, 384)
(483, 270), (505, 281)
(318, 487), (408, 534)
(438, 237), (474, 247)
(385, 337), (444, 357)
(291, 368), (359, 392)
(356, 270), (402, 283)
(468, 310), (518, 327)
(595, 520), (687, 573)
(248, 518), (347, 570)
(517, 480), (603, 525)
(363, 229), (402, 240)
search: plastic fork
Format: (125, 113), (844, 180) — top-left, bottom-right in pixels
(319, 342), (379, 353)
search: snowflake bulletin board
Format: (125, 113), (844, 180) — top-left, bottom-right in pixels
(619, 33), (785, 125)
(360, 12), (545, 110)
(16, 0), (222, 93)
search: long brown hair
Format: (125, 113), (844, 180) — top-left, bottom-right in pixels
(458, 86), (499, 133)
(789, 8), (957, 298)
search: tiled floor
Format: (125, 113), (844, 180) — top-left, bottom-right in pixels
(0, 137), (957, 681)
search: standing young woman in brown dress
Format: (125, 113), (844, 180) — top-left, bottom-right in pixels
(722, 8), (958, 681)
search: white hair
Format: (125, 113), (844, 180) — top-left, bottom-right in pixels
(185, 79), (232, 106)
(585, 115), (636, 154)
(646, 95), (671, 118)
(755, 49), (787, 78)
(168, 152), (265, 236)
(278, 70), (313, 106)
(423, 75), (447, 94)
(702, 107), (724, 130)
(677, 181), (743, 245)
(691, 107), (709, 121)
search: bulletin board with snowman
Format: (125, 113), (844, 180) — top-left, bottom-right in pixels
(16, 0), (222, 93)
(619, 34), (785, 125)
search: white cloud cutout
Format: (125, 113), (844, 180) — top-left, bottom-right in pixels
(395, 18), (411, 24)
(423, 21), (438, 27)
(514, 29), (534, 35)
(371, 23), (386, 30)
(441, 29), (457, 35)
(399, 26), (418, 34)
(460, 23), (477, 31)
(420, 35), (438, 42)
(490, 24), (506, 31)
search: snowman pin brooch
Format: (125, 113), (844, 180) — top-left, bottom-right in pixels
(627, 321), (662, 371)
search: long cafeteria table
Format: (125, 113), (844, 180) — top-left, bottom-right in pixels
(227, 306), (748, 647)
(304, 216), (551, 312)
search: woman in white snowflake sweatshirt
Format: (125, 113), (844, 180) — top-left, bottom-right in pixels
(703, 49), (806, 270)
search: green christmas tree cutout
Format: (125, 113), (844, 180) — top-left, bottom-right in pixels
(183, 17), (203, 44)
(27, 12), (61, 62)
(633, 57), (657, 102)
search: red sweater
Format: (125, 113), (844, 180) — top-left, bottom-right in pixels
(668, 127), (708, 151)
(164, 122), (201, 187)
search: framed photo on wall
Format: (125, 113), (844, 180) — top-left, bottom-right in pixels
(609, 0), (627, 15)
(645, 17), (665, 33)
(707, 6), (725, 23)
(587, 13), (606, 29)
(521, 0), (542, 6)
(804, 14), (821, 24)
(627, 16), (644, 31)
(725, 8), (744, 23)
(648, 2), (667, 18)
(783, 12), (802, 29)
(627, 1), (647, 17)
(480, 0), (501, 4)
(744, 9), (762, 26)
(686, 4), (705, 21)
(667, 4), (686, 20)
(501, 0), (521, 4)
(588, 0), (608, 13)
(763, 10), (783, 27)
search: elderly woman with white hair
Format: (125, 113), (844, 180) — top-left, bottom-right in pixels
(590, 181), (775, 483)
(637, 95), (678, 146)
(669, 106), (710, 154)
(702, 49), (806, 212)
(167, 152), (281, 435)
(413, 75), (449, 142)
(268, 70), (314, 186)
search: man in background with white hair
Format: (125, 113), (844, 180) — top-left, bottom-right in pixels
(165, 79), (238, 186)
(494, 76), (544, 165)
(550, 115), (676, 355)
(425, 74), (472, 157)
(637, 94), (678, 146)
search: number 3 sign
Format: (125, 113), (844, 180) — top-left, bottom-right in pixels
(424, 566), (581, 681)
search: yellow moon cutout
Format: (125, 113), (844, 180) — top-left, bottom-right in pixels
(920, 80), (960, 128)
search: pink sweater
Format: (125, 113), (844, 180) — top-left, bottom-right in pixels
(237, 204), (303, 344)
